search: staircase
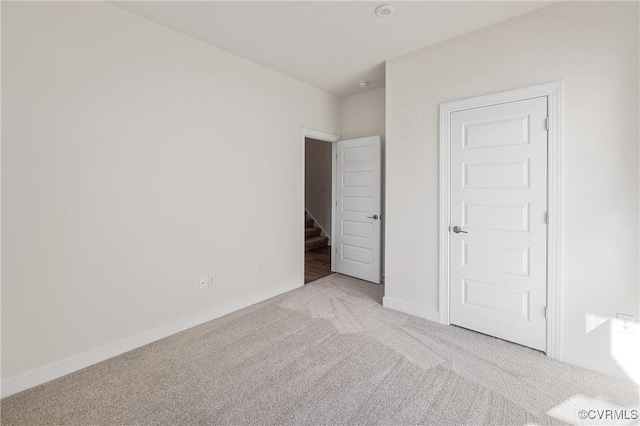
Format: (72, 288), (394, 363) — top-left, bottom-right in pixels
(305, 215), (329, 251)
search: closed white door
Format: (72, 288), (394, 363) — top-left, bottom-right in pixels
(449, 97), (548, 351)
(335, 136), (381, 284)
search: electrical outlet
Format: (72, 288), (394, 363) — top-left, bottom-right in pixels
(616, 313), (635, 335)
(198, 276), (208, 290)
(209, 276), (216, 287)
(258, 263), (264, 275)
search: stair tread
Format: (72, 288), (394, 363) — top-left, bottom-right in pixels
(304, 215), (327, 251)
(305, 227), (321, 238)
(305, 234), (329, 251)
(306, 236), (328, 243)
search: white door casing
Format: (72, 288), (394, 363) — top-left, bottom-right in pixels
(299, 128), (340, 285)
(440, 82), (563, 358)
(449, 97), (548, 351)
(335, 136), (382, 284)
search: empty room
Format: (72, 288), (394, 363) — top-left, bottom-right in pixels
(1, 1), (639, 425)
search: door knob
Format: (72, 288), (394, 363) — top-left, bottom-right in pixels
(452, 226), (468, 234)
(367, 215), (379, 220)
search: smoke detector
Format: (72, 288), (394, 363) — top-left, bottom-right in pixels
(375, 4), (395, 17)
(358, 80), (370, 88)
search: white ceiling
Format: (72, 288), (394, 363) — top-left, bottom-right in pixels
(112, 1), (554, 98)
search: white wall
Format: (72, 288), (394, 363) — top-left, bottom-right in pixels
(341, 87), (386, 274)
(385, 1), (639, 379)
(1, 1), (340, 391)
(341, 87), (385, 142)
(305, 138), (332, 237)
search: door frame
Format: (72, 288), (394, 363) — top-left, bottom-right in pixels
(299, 127), (340, 285)
(438, 82), (563, 359)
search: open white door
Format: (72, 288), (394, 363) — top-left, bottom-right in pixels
(334, 136), (381, 284)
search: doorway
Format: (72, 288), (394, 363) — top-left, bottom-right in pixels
(438, 82), (563, 357)
(299, 128), (339, 285)
(299, 128), (383, 286)
(304, 136), (334, 283)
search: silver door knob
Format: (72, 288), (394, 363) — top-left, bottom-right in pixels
(367, 215), (379, 220)
(452, 226), (468, 234)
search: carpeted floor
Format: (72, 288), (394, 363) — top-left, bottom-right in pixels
(2, 274), (638, 425)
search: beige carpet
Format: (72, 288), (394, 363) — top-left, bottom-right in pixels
(2, 274), (638, 425)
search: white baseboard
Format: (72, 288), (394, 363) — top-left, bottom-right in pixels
(1, 279), (302, 398)
(383, 297), (439, 323)
(562, 347), (635, 383)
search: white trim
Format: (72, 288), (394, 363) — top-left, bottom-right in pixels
(545, 83), (564, 360)
(383, 297), (439, 322)
(1, 279), (301, 398)
(304, 209), (330, 244)
(438, 81), (564, 360)
(331, 142), (337, 268)
(300, 127), (340, 280)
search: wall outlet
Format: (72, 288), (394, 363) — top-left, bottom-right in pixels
(258, 263), (264, 275)
(209, 276), (216, 287)
(616, 313), (635, 335)
(198, 276), (208, 290)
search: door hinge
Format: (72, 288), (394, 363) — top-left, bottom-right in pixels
(336, 200), (338, 206)
(545, 117), (549, 130)
(544, 212), (549, 225)
(544, 306), (548, 319)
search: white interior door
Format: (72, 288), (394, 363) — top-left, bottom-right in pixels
(335, 136), (381, 284)
(449, 97), (548, 351)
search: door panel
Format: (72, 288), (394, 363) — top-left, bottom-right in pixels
(463, 202), (530, 232)
(450, 97), (548, 351)
(464, 160), (530, 189)
(335, 136), (381, 284)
